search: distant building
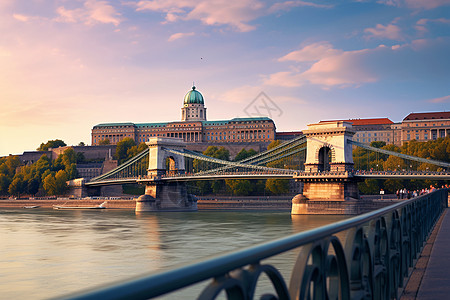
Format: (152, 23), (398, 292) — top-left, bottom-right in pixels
(320, 118), (396, 145)
(321, 112), (450, 146)
(402, 111), (450, 143)
(276, 131), (303, 141)
(91, 86), (276, 152)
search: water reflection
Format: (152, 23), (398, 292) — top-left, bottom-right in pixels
(0, 208), (349, 299)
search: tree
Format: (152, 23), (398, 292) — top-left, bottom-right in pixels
(8, 176), (25, 196)
(234, 148), (258, 162)
(37, 139), (66, 151)
(383, 155), (406, 171)
(126, 142), (148, 160)
(78, 142), (85, 146)
(225, 179), (253, 196)
(43, 173), (57, 195)
(265, 179), (289, 195)
(267, 140), (282, 150)
(0, 174), (11, 195)
(26, 178), (40, 195)
(116, 138), (136, 163)
(55, 170), (69, 195)
(99, 139), (110, 145)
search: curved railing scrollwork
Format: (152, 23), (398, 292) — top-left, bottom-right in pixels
(62, 189), (448, 300)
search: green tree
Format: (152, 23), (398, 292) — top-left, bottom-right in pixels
(0, 174), (11, 195)
(43, 173), (57, 195)
(265, 179), (289, 195)
(99, 139), (110, 145)
(26, 178), (40, 195)
(267, 140), (282, 150)
(37, 139), (66, 151)
(225, 179), (253, 196)
(116, 138), (136, 163)
(126, 142), (148, 160)
(8, 176), (25, 196)
(383, 155), (406, 171)
(55, 170), (69, 195)
(234, 148), (258, 162)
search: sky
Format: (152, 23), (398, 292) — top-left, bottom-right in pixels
(0, 0), (449, 156)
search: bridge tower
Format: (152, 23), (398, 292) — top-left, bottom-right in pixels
(136, 137), (197, 212)
(292, 121), (360, 214)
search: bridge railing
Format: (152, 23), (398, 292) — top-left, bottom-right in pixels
(61, 189), (447, 300)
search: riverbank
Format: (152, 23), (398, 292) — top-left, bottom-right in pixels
(0, 194), (402, 211)
(0, 196), (294, 210)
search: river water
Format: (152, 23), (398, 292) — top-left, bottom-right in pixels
(0, 208), (348, 299)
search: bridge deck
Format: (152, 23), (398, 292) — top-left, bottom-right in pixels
(416, 208), (450, 299)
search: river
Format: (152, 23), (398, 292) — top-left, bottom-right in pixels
(0, 208), (348, 299)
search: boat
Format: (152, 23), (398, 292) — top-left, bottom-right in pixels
(53, 201), (107, 210)
(23, 205), (40, 209)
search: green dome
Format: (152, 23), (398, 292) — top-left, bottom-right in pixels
(184, 86), (204, 104)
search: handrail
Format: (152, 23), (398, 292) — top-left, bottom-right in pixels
(60, 189), (448, 300)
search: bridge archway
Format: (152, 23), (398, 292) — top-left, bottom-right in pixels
(317, 146), (334, 172)
(146, 137), (186, 177)
(165, 156), (179, 176)
(303, 121), (355, 172)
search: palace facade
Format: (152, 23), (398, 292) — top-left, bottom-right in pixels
(323, 111), (450, 146)
(91, 86), (276, 149)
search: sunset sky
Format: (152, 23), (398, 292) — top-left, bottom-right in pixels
(1, 0), (449, 156)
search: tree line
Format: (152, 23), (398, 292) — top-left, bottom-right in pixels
(191, 141), (290, 196)
(0, 148), (78, 197)
(355, 137), (450, 194)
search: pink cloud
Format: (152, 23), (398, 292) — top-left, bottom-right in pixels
(266, 43), (384, 88)
(301, 48), (378, 86)
(13, 13), (29, 22)
(55, 0), (121, 26)
(428, 95), (450, 103)
(377, 0), (450, 10)
(278, 41), (342, 62)
(269, 1), (333, 12)
(135, 0), (264, 32)
(168, 32), (195, 41)
(364, 23), (403, 40)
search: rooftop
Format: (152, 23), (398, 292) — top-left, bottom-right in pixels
(320, 118), (394, 126)
(403, 111), (450, 121)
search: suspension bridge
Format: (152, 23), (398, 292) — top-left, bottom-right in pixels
(69, 121), (449, 212)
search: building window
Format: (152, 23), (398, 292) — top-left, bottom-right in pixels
(425, 134), (428, 140)
(407, 134), (410, 140)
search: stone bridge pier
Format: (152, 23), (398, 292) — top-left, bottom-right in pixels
(292, 121), (362, 214)
(136, 137), (197, 212)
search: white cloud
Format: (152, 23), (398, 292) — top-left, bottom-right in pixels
(135, 0), (265, 32)
(269, 0), (333, 12)
(377, 0), (450, 10)
(168, 32), (195, 41)
(55, 0), (122, 26)
(364, 23), (403, 40)
(278, 41), (341, 62)
(265, 42), (384, 88)
(13, 13), (29, 22)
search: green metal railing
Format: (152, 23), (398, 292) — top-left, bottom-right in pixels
(60, 189), (448, 300)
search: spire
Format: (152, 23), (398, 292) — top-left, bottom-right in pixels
(192, 81), (196, 90)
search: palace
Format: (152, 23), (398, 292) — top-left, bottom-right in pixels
(91, 86), (276, 152)
(322, 111), (450, 146)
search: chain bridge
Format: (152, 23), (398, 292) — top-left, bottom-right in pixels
(69, 121), (449, 212)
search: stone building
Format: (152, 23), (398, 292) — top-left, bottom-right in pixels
(321, 112), (450, 146)
(320, 118), (396, 145)
(91, 86), (276, 152)
(401, 111), (450, 143)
